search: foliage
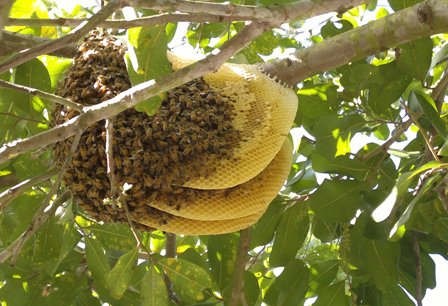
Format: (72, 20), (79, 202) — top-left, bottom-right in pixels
(0, 0), (448, 305)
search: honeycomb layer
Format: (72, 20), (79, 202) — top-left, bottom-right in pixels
(136, 209), (264, 235)
(169, 53), (298, 189)
(147, 139), (292, 220)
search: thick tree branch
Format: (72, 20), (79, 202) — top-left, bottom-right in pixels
(263, 0), (448, 85)
(6, 0), (364, 29)
(126, 0), (364, 24)
(228, 228), (251, 306)
(0, 0), (121, 74)
(0, 79), (83, 111)
(0, 21), (271, 164)
(6, 13), (253, 29)
(165, 233), (176, 258)
(0, 173), (19, 189)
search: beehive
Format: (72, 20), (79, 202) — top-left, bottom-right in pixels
(52, 31), (296, 234)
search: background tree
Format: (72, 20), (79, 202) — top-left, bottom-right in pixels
(0, 0), (448, 305)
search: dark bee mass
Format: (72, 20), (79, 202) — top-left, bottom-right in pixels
(52, 31), (241, 229)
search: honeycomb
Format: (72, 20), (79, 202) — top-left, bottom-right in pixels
(52, 31), (296, 234)
(169, 53), (298, 189)
(148, 140), (292, 221)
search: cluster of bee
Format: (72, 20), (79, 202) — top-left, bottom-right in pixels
(52, 31), (241, 228)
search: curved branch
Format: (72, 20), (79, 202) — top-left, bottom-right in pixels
(263, 0), (448, 85)
(0, 31), (77, 58)
(127, 0), (364, 25)
(0, 79), (83, 111)
(0, 0), (122, 74)
(0, 21), (271, 164)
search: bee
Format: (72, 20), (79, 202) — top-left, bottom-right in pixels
(182, 146), (192, 156)
(144, 127), (153, 139)
(144, 174), (154, 187)
(169, 147), (178, 162)
(157, 140), (168, 149)
(71, 182), (85, 192)
(92, 178), (104, 190)
(87, 187), (99, 198)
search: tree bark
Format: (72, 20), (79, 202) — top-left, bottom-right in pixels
(263, 0), (448, 85)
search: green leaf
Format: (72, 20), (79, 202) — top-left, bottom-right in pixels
(309, 180), (366, 222)
(382, 285), (415, 306)
(90, 223), (137, 252)
(243, 272), (261, 306)
(389, 174), (441, 240)
(313, 114), (365, 158)
(14, 58), (52, 114)
(397, 38), (433, 81)
(75, 290), (102, 306)
(107, 247), (139, 300)
(430, 42), (448, 70)
(264, 259), (309, 306)
(160, 258), (212, 303)
(85, 237), (111, 288)
(251, 197), (285, 248)
(388, 0), (422, 11)
(126, 26), (172, 116)
(321, 20), (353, 39)
(297, 94), (330, 119)
(207, 233), (239, 290)
(367, 63), (411, 115)
(350, 225), (400, 291)
(311, 152), (369, 181)
(270, 204), (309, 267)
(372, 161), (444, 222)
(409, 91), (446, 138)
(141, 264), (170, 306)
(313, 281), (350, 306)
(308, 260), (340, 294)
(177, 248), (209, 272)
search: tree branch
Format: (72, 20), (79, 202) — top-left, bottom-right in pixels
(263, 0), (448, 85)
(0, 30), (77, 58)
(0, 79), (83, 112)
(0, 189), (71, 264)
(165, 233), (176, 258)
(0, 21), (271, 164)
(0, 0), (122, 74)
(0, 173), (19, 189)
(126, 0), (364, 24)
(0, 168), (58, 209)
(228, 228), (251, 306)
(0, 0), (13, 41)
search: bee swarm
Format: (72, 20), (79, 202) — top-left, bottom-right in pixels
(52, 31), (241, 229)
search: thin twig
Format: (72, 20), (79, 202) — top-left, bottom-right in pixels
(0, 168), (58, 209)
(0, 79), (83, 112)
(359, 119), (414, 161)
(6, 131), (81, 264)
(432, 64), (448, 112)
(0, 129), (80, 263)
(402, 103), (440, 162)
(0, 111), (47, 124)
(0, 0), (122, 74)
(229, 228), (251, 306)
(0, 190), (71, 264)
(412, 232), (423, 306)
(105, 118), (117, 203)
